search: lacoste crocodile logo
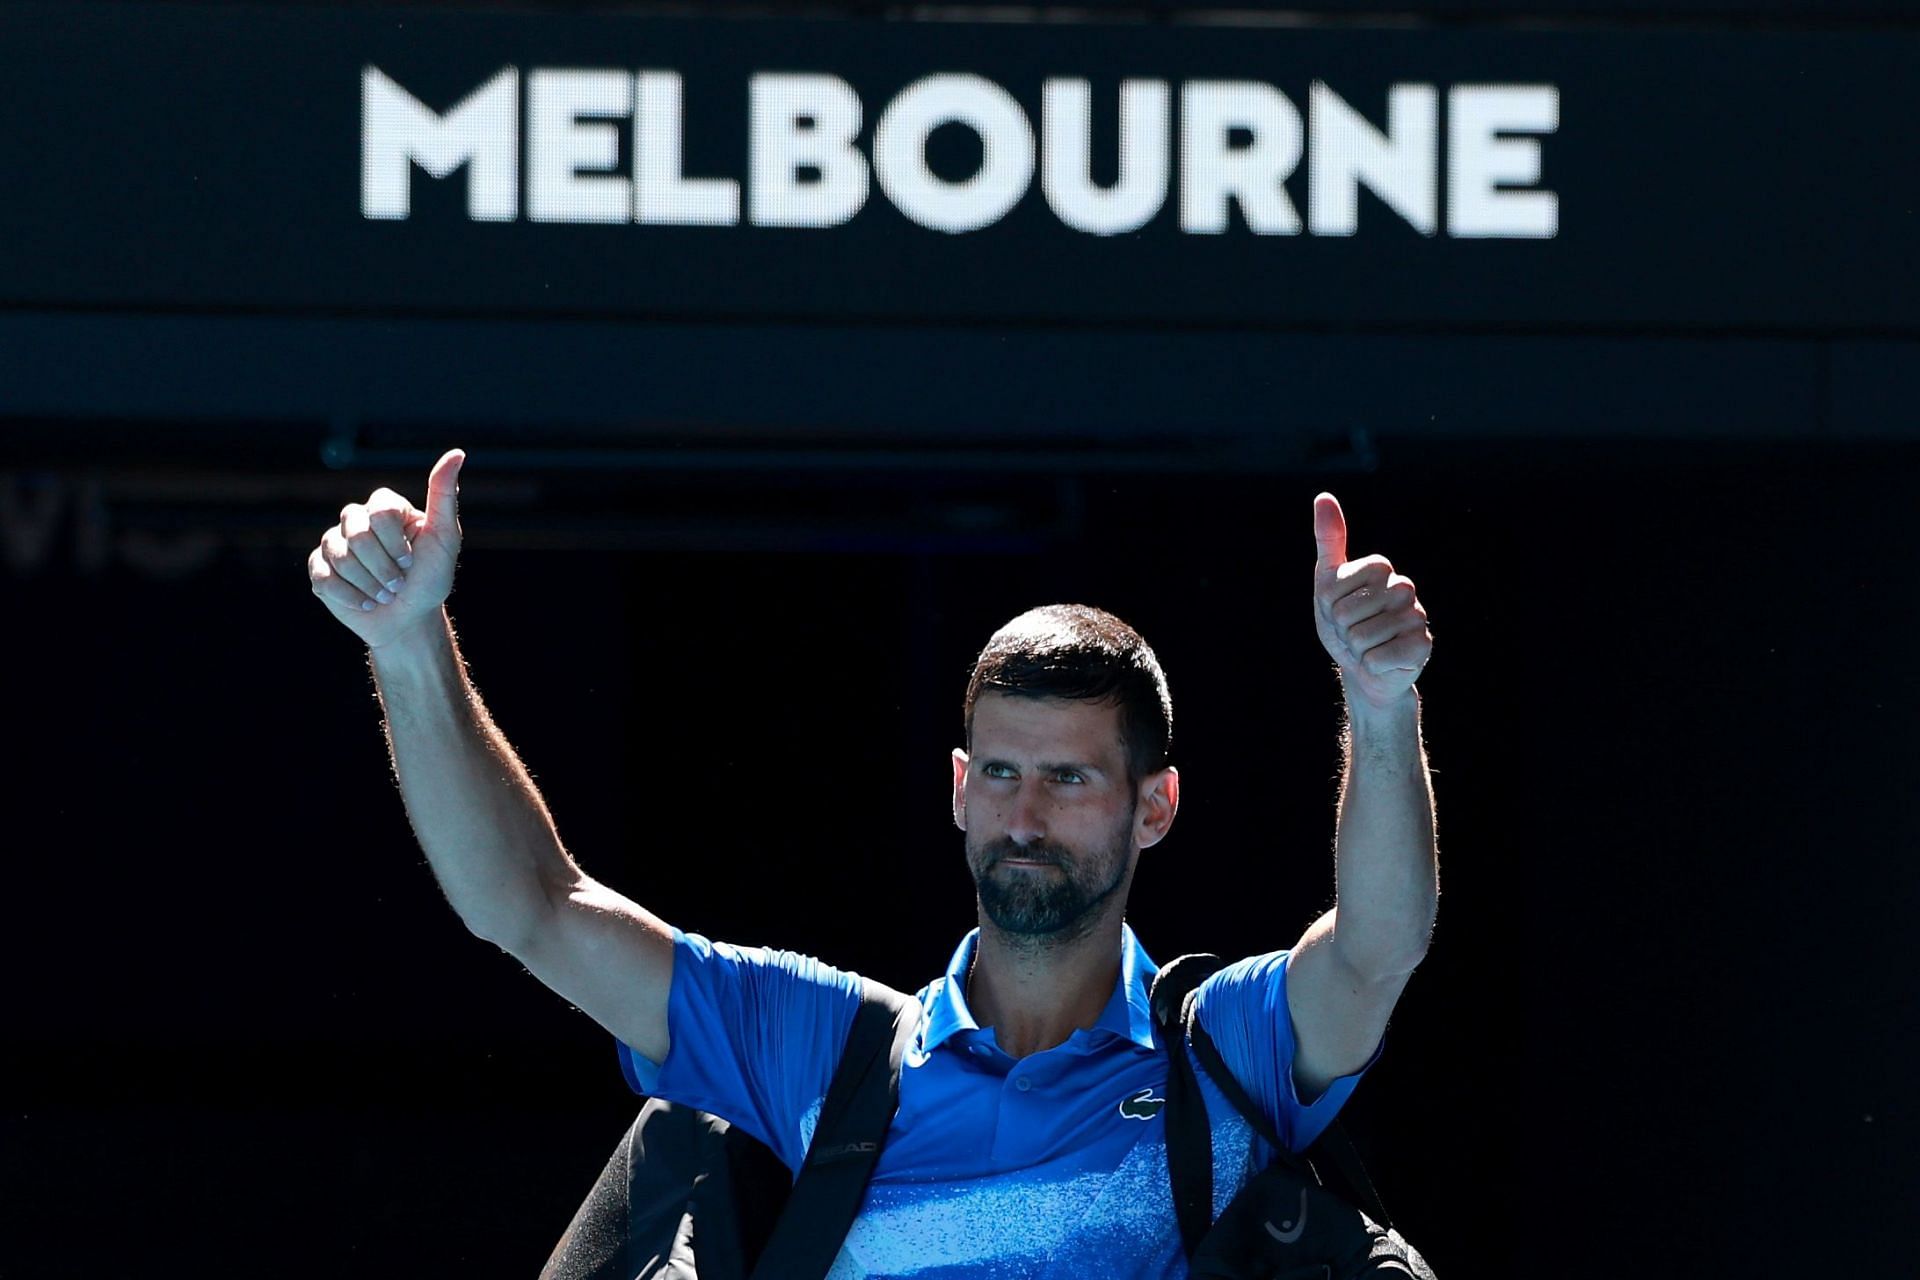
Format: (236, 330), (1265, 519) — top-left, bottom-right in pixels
(1264, 1189), (1310, 1244)
(1117, 1087), (1166, 1120)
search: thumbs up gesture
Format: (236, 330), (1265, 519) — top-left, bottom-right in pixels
(1312, 493), (1432, 710)
(308, 448), (466, 648)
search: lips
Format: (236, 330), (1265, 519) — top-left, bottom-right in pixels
(978, 839), (1069, 873)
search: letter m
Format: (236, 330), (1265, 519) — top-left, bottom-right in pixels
(361, 66), (519, 221)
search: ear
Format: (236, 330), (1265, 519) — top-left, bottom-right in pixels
(1134, 765), (1180, 850)
(951, 748), (970, 831)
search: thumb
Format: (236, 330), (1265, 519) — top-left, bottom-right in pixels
(1313, 492), (1347, 571)
(424, 448), (465, 538)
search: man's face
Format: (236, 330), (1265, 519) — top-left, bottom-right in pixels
(955, 692), (1143, 942)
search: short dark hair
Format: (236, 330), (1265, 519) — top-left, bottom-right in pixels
(963, 604), (1173, 781)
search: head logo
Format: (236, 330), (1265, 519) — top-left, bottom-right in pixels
(1118, 1086), (1167, 1120)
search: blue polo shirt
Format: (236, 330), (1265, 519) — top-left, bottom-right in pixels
(617, 923), (1379, 1280)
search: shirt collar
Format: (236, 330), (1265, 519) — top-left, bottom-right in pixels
(921, 922), (1161, 1055)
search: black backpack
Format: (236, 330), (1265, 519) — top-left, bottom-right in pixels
(538, 976), (920, 1280)
(1151, 953), (1438, 1279)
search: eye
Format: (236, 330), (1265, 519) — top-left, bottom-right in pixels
(981, 762), (1017, 780)
(1053, 769), (1085, 785)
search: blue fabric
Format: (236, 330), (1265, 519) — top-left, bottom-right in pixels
(615, 923), (1381, 1280)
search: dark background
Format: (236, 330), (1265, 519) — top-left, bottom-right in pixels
(3, 1), (1917, 1277)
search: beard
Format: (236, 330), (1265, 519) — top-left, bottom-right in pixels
(967, 807), (1135, 943)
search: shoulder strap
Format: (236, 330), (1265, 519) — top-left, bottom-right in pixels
(746, 976), (920, 1280)
(1184, 1001), (1395, 1231)
(1149, 952), (1399, 1249)
(1149, 952), (1227, 1259)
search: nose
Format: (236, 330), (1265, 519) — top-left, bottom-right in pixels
(1005, 778), (1047, 848)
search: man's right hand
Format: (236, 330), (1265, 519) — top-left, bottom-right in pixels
(313, 444), (676, 1065)
(308, 448), (465, 648)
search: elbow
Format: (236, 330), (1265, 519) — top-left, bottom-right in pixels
(1357, 942), (1430, 985)
(1332, 917), (1433, 985)
(1381, 888), (1440, 976)
(1396, 932), (1433, 977)
(462, 909), (521, 952)
(1389, 906), (1438, 978)
(461, 897), (549, 955)
(458, 869), (571, 953)
(463, 910), (510, 947)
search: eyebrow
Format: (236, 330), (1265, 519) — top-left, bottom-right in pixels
(984, 757), (1109, 779)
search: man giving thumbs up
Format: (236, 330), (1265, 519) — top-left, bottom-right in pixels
(1284, 491), (1438, 1094)
(307, 462), (1441, 1275)
(307, 449), (679, 1017)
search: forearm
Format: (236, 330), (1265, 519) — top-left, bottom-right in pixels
(1330, 686), (1438, 978)
(368, 609), (579, 945)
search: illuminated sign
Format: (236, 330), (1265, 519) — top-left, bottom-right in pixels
(361, 67), (1559, 238)
(4, 3), (1913, 331)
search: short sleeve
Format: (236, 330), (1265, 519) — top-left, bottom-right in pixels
(615, 927), (864, 1172)
(1190, 949), (1383, 1152)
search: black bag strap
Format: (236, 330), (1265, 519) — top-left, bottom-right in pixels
(1150, 952), (1228, 1258)
(1149, 951), (1398, 1257)
(746, 975), (920, 1280)
(1186, 1000), (1396, 1232)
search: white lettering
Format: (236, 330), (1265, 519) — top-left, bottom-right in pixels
(1041, 79), (1169, 236)
(1179, 81), (1304, 235)
(527, 69), (632, 224)
(874, 74), (1036, 234)
(635, 71), (741, 226)
(360, 65), (518, 221)
(359, 68), (1561, 241)
(1308, 81), (1437, 237)
(748, 73), (869, 228)
(1447, 84), (1559, 238)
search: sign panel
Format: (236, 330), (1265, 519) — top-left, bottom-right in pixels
(0, 3), (1915, 332)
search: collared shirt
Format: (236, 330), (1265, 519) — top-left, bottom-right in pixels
(618, 923), (1378, 1279)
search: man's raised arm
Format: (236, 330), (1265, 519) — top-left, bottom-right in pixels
(1283, 493), (1440, 1097)
(307, 449), (675, 1064)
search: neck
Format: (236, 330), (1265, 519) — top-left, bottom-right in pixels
(967, 914), (1125, 1059)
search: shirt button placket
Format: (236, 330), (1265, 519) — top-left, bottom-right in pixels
(991, 1070), (1041, 1162)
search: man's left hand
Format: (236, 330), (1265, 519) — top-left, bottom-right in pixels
(1312, 493), (1433, 711)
